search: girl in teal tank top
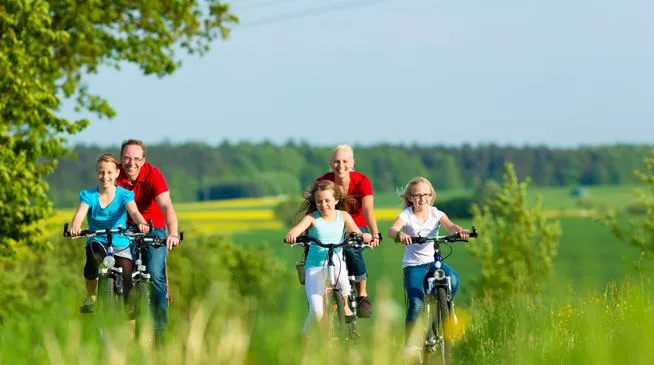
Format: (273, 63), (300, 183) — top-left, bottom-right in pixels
(284, 180), (372, 334)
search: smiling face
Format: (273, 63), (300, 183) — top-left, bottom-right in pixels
(402, 177), (437, 209)
(314, 188), (339, 218)
(97, 160), (119, 189)
(330, 148), (354, 180)
(120, 144), (146, 182)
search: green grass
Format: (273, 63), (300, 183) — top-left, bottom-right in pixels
(5, 184), (652, 364)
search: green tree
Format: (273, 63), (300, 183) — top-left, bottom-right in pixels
(601, 150), (654, 267)
(0, 0), (237, 255)
(468, 162), (561, 299)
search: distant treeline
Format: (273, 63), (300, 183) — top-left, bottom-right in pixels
(47, 141), (652, 207)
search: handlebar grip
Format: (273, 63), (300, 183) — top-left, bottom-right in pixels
(63, 223), (70, 237)
(179, 232), (184, 241)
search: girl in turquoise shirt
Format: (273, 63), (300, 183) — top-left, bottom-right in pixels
(284, 180), (372, 334)
(69, 153), (149, 313)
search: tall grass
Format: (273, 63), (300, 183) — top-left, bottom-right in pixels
(2, 270), (653, 364)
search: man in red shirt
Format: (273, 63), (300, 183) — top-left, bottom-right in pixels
(116, 139), (180, 341)
(316, 144), (381, 318)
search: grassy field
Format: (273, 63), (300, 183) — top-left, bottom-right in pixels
(17, 184), (649, 364)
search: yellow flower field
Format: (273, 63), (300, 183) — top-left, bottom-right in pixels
(48, 197), (595, 237)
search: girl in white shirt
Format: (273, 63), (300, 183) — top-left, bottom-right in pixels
(387, 176), (470, 339)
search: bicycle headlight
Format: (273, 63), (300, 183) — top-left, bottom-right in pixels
(103, 255), (116, 268)
(434, 269), (446, 280)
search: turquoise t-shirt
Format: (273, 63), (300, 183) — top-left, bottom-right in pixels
(80, 186), (135, 249)
(305, 211), (346, 268)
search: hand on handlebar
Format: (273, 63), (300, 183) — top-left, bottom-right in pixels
(138, 223), (150, 234)
(284, 233), (299, 244)
(456, 230), (471, 240)
(396, 232), (413, 245)
(69, 224), (82, 237)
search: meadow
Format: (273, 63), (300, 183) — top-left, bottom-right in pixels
(3, 184), (652, 364)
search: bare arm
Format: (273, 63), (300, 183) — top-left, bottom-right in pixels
(69, 203), (89, 236)
(439, 215), (470, 238)
(362, 195), (380, 245)
(284, 215), (314, 243)
(343, 211), (372, 243)
(155, 191), (179, 249)
(126, 201), (150, 233)
(388, 216), (411, 245)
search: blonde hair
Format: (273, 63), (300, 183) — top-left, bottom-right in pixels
(96, 153), (120, 170)
(331, 144), (356, 171)
(332, 144), (354, 156)
(399, 176), (437, 208)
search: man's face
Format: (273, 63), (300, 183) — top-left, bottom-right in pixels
(121, 144), (145, 181)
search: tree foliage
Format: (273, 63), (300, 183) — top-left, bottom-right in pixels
(0, 0), (237, 255)
(468, 162), (561, 299)
(601, 150), (654, 267)
(46, 143), (653, 208)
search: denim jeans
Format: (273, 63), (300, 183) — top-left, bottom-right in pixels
(403, 261), (459, 329)
(133, 228), (169, 332)
(342, 226), (370, 282)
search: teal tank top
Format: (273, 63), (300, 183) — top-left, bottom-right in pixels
(305, 211), (345, 268)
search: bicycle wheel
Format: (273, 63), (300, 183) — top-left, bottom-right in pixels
(435, 287), (452, 365)
(421, 296), (438, 365)
(134, 280), (153, 336)
(325, 290), (346, 340)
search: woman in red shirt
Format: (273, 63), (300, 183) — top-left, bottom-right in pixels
(315, 144), (381, 318)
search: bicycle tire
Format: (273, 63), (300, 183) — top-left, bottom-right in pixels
(326, 290), (346, 340)
(134, 280), (153, 336)
(97, 276), (124, 319)
(436, 287), (452, 365)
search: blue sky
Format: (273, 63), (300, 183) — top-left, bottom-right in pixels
(62, 0), (654, 147)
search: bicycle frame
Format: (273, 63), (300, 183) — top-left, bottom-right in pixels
(288, 232), (368, 341)
(408, 227), (478, 365)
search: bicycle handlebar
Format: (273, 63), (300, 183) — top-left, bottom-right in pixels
(63, 221), (183, 242)
(62, 223), (142, 238)
(408, 226), (478, 244)
(286, 232), (369, 249)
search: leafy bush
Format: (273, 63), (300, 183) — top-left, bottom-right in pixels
(468, 162), (561, 299)
(0, 232), (289, 324)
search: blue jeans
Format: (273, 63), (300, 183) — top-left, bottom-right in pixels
(342, 226), (369, 282)
(403, 261), (459, 329)
(133, 228), (169, 332)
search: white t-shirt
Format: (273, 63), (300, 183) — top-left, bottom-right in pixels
(398, 206), (446, 268)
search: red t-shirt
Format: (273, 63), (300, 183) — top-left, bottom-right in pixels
(116, 162), (169, 229)
(315, 171), (373, 228)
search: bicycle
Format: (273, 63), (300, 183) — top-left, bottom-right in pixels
(346, 233), (383, 327)
(123, 229), (184, 335)
(287, 232), (369, 342)
(63, 223), (141, 318)
(408, 227), (478, 365)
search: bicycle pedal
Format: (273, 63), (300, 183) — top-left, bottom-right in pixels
(425, 336), (437, 346)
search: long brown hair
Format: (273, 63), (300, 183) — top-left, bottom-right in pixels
(294, 180), (348, 222)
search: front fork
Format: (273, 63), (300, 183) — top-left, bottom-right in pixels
(424, 266), (453, 348)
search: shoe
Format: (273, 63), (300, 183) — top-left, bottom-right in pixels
(356, 296), (372, 318)
(80, 298), (95, 313)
